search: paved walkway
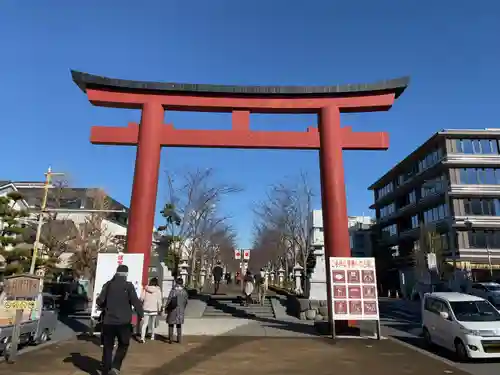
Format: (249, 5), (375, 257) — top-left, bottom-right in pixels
(0, 335), (466, 375)
(199, 282), (245, 296)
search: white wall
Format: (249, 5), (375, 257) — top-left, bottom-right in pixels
(308, 210), (373, 257)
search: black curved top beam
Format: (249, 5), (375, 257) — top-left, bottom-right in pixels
(71, 70), (409, 99)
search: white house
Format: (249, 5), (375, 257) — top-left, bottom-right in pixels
(0, 180), (129, 273)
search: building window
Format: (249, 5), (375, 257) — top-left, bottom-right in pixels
(455, 139), (499, 155)
(421, 175), (445, 197)
(376, 182), (394, 199)
(411, 215), (419, 229)
(409, 190), (417, 204)
(57, 198), (82, 209)
(380, 203), (396, 218)
(458, 168), (500, 185)
(381, 224), (397, 238)
(468, 230), (500, 248)
(398, 164), (420, 185)
(418, 148), (443, 173)
(423, 204), (449, 224)
(463, 198), (500, 216)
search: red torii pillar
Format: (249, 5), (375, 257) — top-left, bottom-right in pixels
(72, 71), (408, 327)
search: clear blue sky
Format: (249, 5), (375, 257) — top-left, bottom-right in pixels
(1, 1), (499, 248)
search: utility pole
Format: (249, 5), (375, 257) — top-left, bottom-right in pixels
(29, 167), (64, 275)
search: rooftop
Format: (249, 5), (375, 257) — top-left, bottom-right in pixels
(428, 292), (484, 302)
(72, 70), (409, 99)
(369, 128), (500, 190)
(0, 180), (128, 212)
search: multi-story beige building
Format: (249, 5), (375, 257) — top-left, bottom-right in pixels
(370, 129), (500, 289)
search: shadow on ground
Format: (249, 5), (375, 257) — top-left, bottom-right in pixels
(391, 331), (500, 365)
(203, 295), (320, 336)
(63, 352), (101, 375)
(144, 336), (256, 375)
(57, 314), (91, 334)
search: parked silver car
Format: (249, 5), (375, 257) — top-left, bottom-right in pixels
(468, 282), (500, 307)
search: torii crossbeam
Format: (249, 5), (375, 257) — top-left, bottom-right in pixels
(72, 70), (409, 326)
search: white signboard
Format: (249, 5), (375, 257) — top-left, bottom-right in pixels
(91, 253), (144, 318)
(243, 249), (250, 260)
(234, 249), (241, 260)
(329, 257), (379, 321)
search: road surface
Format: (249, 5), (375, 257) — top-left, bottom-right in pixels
(379, 298), (500, 375)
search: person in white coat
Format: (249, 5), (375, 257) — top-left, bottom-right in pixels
(139, 277), (162, 342)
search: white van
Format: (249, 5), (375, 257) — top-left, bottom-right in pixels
(422, 292), (500, 360)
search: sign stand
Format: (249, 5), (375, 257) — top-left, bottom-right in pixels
(2, 274), (42, 364)
(6, 309), (23, 363)
(376, 317), (381, 340)
(90, 253), (144, 337)
(328, 257), (381, 340)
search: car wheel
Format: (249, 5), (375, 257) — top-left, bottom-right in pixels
(454, 339), (469, 362)
(3, 342), (12, 362)
(422, 327), (433, 347)
(36, 330), (49, 345)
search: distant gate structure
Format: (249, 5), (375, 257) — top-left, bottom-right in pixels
(72, 71), (408, 317)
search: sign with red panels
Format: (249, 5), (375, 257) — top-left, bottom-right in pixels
(329, 257), (379, 320)
(234, 249), (250, 260)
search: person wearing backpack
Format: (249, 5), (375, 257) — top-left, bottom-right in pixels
(96, 264), (144, 375)
(165, 277), (188, 344)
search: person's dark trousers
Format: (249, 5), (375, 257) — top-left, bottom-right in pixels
(168, 324), (182, 343)
(214, 279), (221, 294)
(102, 324), (132, 374)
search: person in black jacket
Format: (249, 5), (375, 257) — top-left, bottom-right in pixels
(212, 261), (224, 295)
(96, 264), (144, 375)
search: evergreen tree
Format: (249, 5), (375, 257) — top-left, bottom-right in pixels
(0, 191), (30, 275)
(157, 203), (182, 277)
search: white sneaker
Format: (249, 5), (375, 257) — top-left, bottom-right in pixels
(150, 336), (155, 341)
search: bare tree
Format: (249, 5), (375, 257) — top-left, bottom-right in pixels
(253, 173), (314, 278)
(70, 189), (117, 292)
(207, 223), (237, 271)
(21, 178), (80, 275)
(250, 224), (285, 271)
(159, 168), (241, 285)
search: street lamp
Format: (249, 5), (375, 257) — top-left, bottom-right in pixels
(464, 219), (493, 279)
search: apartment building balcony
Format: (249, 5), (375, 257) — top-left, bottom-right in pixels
(445, 153), (500, 166)
(398, 219), (451, 240)
(454, 215), (500, 229)
(376, 190), (446, 226)
(450, 184), (500, 197)
(371, 162), (446, 208)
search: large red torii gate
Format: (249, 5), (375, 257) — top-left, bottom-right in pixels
(72, 71), (408, 319)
